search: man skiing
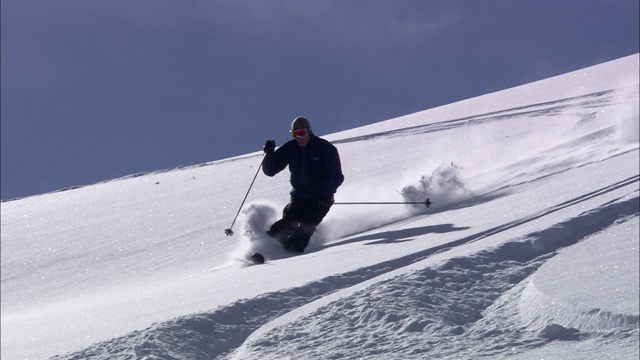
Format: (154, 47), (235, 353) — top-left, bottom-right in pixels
(262, 116), (344, 253)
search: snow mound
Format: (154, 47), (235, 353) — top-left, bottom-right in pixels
(519, 215), (640, 332)
(538, 323), (581, 341)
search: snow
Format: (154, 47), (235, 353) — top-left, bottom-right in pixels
(2, 54), (639, 360)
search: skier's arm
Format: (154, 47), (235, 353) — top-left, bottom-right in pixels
(262, 142), (289, 177)
(321, 145), (344, 196)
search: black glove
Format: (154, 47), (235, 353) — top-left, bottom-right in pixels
(263, 140), (276, 155)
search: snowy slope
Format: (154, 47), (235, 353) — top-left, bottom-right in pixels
(1, 54), (638, 360)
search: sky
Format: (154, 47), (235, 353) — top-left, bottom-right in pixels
(1, 54), (638, 359)
(1, 0), (639, 200)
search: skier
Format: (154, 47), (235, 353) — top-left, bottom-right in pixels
(262, 116), (344, 253)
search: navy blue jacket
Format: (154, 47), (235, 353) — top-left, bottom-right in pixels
(263, 136), (344, 201)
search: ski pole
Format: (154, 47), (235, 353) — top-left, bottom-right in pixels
(334, 198), (432, 208)
(224, 154), (266, 236)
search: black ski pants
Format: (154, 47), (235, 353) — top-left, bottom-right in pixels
(267, 196), (333, 252)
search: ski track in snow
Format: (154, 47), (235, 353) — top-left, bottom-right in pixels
(51, 176), (639, 359)
(332, 86), (639, 145)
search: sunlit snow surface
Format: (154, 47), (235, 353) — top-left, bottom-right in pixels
(2, 55), (638, 359)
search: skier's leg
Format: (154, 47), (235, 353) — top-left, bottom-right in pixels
(282, 198), (333, 253)
(266, 218), (289, 238)
(268, 197), (334, 253)
(281, 221), (316, 253)
(266, 202), (294, 240)
(284, 232), (312, 253)
(266, 200), (308, 245)
(307, 199), (334, 225)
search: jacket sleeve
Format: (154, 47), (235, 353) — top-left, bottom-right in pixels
(262, 143), (289, 177)
(322, 144), (344, 196)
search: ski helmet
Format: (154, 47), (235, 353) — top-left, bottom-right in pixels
(291, 116), (312, 134)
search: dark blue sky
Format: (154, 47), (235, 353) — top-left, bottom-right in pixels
(2, 0), (638, 200)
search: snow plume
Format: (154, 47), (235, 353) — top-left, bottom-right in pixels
(612, 86), (640, 146)
(311, 163), (475, 249)
(400, 163), (474, 213)
(227, 201), (288, 265)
